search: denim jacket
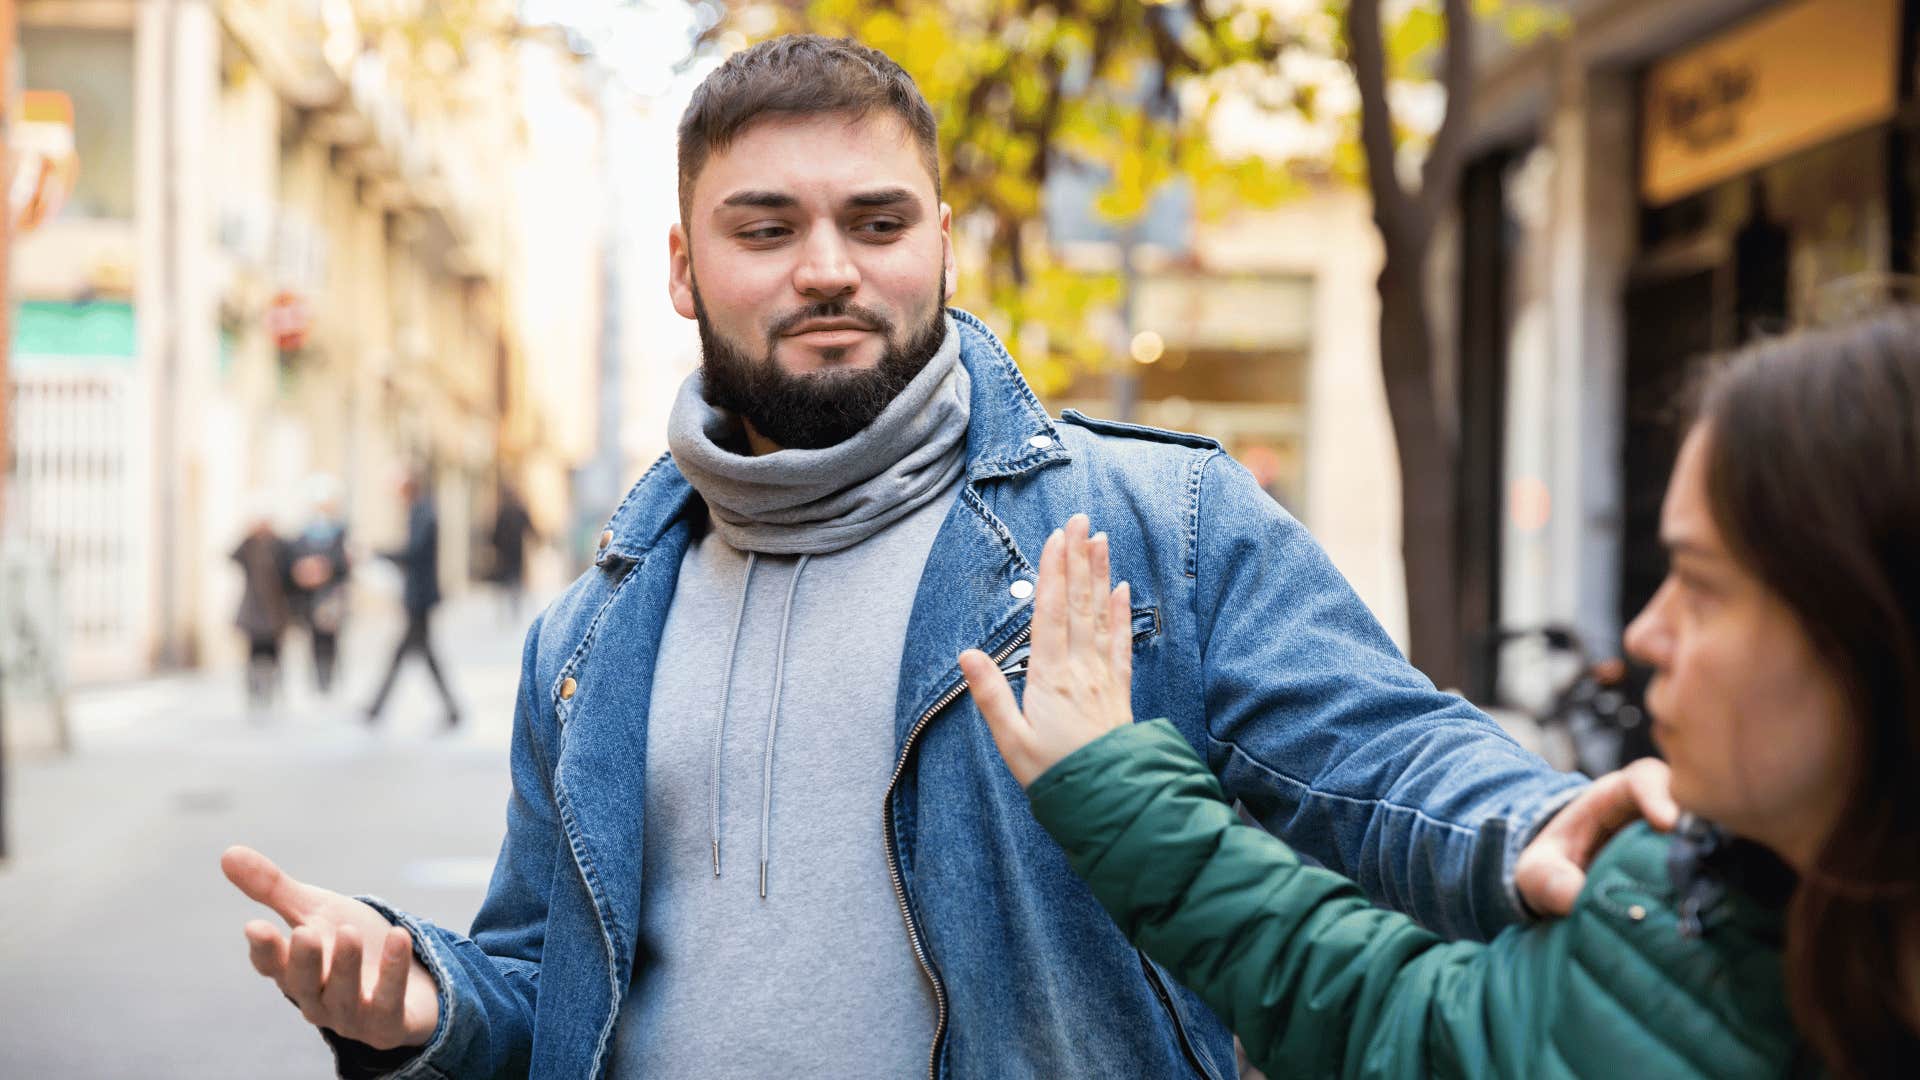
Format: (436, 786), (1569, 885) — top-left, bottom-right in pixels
(346, 309), (1586, 1080)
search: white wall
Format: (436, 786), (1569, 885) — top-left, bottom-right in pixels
(1195, 189), (1408, 647)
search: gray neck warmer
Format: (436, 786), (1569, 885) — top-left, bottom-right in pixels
(667, 314), (971, 556)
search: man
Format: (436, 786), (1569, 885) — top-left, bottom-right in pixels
(364, 472), (461, 729)
(223, 36), (1673, 1080)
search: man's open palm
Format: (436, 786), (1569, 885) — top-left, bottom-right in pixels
(221, 846), (439, 1051)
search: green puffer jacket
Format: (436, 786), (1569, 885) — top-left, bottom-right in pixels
(1026, 719), (1812, 1079)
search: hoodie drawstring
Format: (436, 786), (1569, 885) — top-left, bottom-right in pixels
(758, 554), (808, 898)
(710, 553), (757, 878)
(709, 552), (811, 900)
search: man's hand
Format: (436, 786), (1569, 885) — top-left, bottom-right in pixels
(961, 514), (1135, 787)
(1514, 758), (1680, 916)
(221, 846), (440, 1051)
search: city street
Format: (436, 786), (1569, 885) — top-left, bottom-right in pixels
(0, 593), (536, 1078)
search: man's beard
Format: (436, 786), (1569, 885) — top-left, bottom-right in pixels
(692, 285), (948, 451)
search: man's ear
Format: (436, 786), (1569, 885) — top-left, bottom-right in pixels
(940, 202), (958, 302)
(669, 224), (697, 320)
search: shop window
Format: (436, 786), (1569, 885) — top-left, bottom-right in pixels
(21, 26), (136, 221)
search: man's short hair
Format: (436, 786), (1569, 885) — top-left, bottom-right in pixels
(677, 34), (942, 224)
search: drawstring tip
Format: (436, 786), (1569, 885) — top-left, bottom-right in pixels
(759, 860), (768, 899)
(712, 840), (721, 877)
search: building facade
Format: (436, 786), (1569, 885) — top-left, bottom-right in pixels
(1449, 0), (1912, 704)
(11, 0), (607, 687)
(1046, 181), (1410, 647)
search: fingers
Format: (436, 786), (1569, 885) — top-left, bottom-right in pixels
(1031, 529), (1068, 668)
(222, 846), (316, 926)
(1563, 767), (1660, 859)
(961, 649), (1025, 742)
(285, 925), (329, 1021)
(1623, 758), (1679, 831)
(1089, 531), (1113, 642)
(1108, 582), (1133, 697)
(1515, 763), (1675, 917)
(366, 927), (412, 1020)
(1522, 858), (1588, 918)
(245, 920), (289, 979)
(246, 911), (418, 1044)
(322, 924), (367, 1015)
(1064, 516), (1096, 652)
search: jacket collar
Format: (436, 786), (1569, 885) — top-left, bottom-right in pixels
(594, 307), (1066, 569)
(1668, 815), (1795, 940)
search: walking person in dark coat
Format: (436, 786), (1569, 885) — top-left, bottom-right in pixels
(290, 478), (352, 695)
(488, 483), (538, 623)
(232, 512), (295, 712)
(364, 473), (461, 729)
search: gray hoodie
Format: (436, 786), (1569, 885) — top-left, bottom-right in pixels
(611, 318), (968, 1077)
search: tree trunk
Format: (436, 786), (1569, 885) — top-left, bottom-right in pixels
(1376, 245), (1463, 690)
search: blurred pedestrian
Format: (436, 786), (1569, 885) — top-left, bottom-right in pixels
(290, 476), (351, 695)
(488, 483), (538, 622)
(364, 472), (460, 729)
(967, 309), (1920, 1079)
(231, 509), (294, 713)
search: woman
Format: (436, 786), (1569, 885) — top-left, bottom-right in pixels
(290, 483), (351, 696)
(961, 312), (1920, 1079)
(233, 512), (294, 711)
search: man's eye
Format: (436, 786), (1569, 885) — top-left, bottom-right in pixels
(739, 227), (790, 242)
(856, 219), (905, 236)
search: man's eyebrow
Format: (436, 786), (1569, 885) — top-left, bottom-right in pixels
(718, 190), (798, 210)
(846, 187), (918, 209)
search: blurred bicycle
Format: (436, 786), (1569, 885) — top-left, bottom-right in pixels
(1482, 625), (1658, 778)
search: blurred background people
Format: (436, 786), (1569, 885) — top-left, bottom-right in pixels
(488, 483), (538, 624)
(289, 475), (351, 696)
(364, 472), (461, 730)
(230, 508), (293, 713)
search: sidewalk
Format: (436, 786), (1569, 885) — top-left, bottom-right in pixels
(59, 591), (528, 754)
(0, 589), (543, 1078)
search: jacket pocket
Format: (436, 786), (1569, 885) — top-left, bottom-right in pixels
(1138, 951), (1226, 1080)
(998, 607), (1160, 679)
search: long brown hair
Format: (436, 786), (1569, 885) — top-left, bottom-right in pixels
(1695, 309), (1920, 1078)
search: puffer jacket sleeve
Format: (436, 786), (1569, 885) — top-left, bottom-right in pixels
(1027, 719), (1560, 1080)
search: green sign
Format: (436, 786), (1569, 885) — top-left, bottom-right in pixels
(13, 300), (136, 368)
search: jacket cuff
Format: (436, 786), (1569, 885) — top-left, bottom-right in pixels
(321, 1030), (429, 1080)
(1028, 719), (1186, 800)
(319, 896), (456, 1080)
(1502, 781), (1589, 921)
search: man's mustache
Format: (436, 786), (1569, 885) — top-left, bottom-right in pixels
(766, 302), (897, 345)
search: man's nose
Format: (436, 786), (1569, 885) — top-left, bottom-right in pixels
(792, 229), (859, 299)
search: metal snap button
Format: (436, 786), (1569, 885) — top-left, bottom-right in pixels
(598, 530), (614, 550)
(560, 677), (578, 700)
(1028, 434), (1053, 449)
(1627, 904), (1647, 921)
(1010, 580), (1035, 600)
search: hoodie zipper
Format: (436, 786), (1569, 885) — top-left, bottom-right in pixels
(884, 622), (1033, 1080)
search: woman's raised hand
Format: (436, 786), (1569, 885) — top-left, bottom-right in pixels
(961, 514), (1135, 787)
